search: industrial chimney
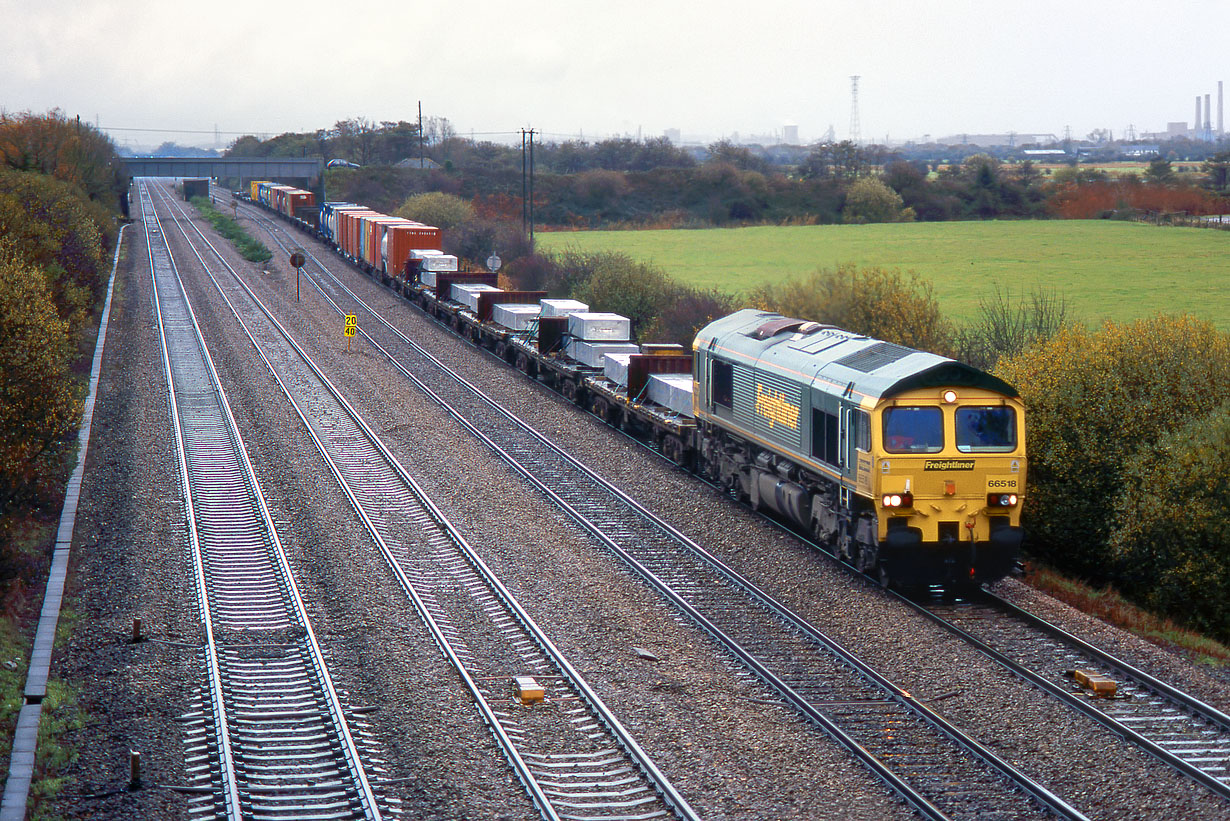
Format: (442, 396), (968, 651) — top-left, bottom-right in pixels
(1196, 96), (1202, 135)
(1220, 81), (1224, 135)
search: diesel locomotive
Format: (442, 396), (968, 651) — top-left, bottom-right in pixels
(692, 310), (1025, 587)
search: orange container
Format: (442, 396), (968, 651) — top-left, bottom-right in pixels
(367, 217), (412, 269)
(340, 209), (378, 259)
(383, 222), (440, 277)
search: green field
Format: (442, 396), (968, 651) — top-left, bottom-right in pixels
(537, 220), (1230, 330)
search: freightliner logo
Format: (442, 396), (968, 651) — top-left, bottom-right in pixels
(924, 459), (976, 471)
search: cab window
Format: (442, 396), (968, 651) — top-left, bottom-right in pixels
(883, 407), (943, 453)
(711, 359), (733, 409)
(956, 406), (1016, 452)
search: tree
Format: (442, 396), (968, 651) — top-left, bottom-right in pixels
(706, 140), (770, 173)
(1144, 156), (1176, 184)
(395, 191), (475, 229)
(995, 315), (1230, 579)
(748, 264), (951, 353)
(0, 169), (111, 330)
(842, 176), (914, 223)
(1109, 405), (1230, 642)
(0, 109), (125, 208)
(1201, 151), (1230, 193)
(0, 242), (81, 519)
(798, 141), (867, 181)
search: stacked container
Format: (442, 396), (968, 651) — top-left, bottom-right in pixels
(451, 283), (502, 312)
(384, 225), (444, 278)
(492, 304), (541, 331)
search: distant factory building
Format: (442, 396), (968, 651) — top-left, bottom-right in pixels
(936, 132), (1056, 147)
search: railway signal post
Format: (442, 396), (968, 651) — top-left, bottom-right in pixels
(289, 250), (305, 301)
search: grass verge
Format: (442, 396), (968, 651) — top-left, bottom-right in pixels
(1023, 561), (1230, 667)
(191, 196), (272, 263)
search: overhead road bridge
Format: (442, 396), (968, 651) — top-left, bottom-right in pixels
(121, 156), (323, 186)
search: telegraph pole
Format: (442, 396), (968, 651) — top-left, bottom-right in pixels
(521, 127), (536, 242)
(528, 128), (535, 245)
(521, 129), (528, 236)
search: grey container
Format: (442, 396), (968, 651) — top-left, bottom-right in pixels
(564, 339), (640, 368)
(647, 373), (695, 417)
(492, 303), (541, 331)
(540, 298), (589, 318)
(452, 283), (502, 311)
(420, 253), (458, 272)
(568, 311), (631, 342)
(604, 352), (634, 386)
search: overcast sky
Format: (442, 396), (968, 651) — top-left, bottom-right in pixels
(3, 0), (1228, 150)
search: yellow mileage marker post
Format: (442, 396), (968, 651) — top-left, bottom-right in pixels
(344, 314), (357, 351)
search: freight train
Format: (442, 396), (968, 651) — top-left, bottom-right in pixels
(240, 182), (1026, 588)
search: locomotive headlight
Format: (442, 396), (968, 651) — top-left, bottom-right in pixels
(942, 390), (958, 404)
(882, 493), (913, 509)
(987, 493), (1019, 507)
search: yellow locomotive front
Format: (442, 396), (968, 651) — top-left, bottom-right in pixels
(870, 386), (1026, 585)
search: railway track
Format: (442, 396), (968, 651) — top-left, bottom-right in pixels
(238, 200), (1088, 821)
(155, 182), (696, 821)
(139, 181), (389, 821)
(902, 586), (1230, 801)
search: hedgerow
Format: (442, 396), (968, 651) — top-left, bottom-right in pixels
(995, 316), (1230, 584)
(1109, 406), (1230, 642)
(747, 263), (953, 354)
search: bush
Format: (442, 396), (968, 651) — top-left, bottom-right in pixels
(442, 217), (530, 271)
(842, 176), (915, 224)
(748, 263), (952, 354)
(0, 169), (111, 331)
(1108, 406), (1230, 642)
(394, 191), (475, 229)
(0, 243), (81, 522)
(995, 315), (1230, 579)
(567, 251), (673, 340)
(642, 285), (738, 349)
(950, 285), (1070, 371)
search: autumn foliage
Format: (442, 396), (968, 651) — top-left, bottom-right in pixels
(748, 264), (952, 354)
(996, 317), (1230, 640)
(1048, 179), (1228, 218)
(0, 111), (124, 591)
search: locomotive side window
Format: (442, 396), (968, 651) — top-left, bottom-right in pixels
(811, 409), (839, 466)
(883, 407), (943, 453)
(856, 410), (871, 451)
(712, 359), (734, 409)
(956, 406), (1017, 452)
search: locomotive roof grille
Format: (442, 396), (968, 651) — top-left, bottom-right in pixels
(834, 341), (914, 373)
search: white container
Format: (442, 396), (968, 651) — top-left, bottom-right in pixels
(451, 283), (501, 312)
(420, 254), (458, 272)
(647, 373), (695, 417)
(568, 311), (631, 342)
(540, 298), (589, 318)
(564, 339), (639, 368)
(420, 269), (438, 288)
(603, 352), (634, 387)
(492, 303), (540, 331)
